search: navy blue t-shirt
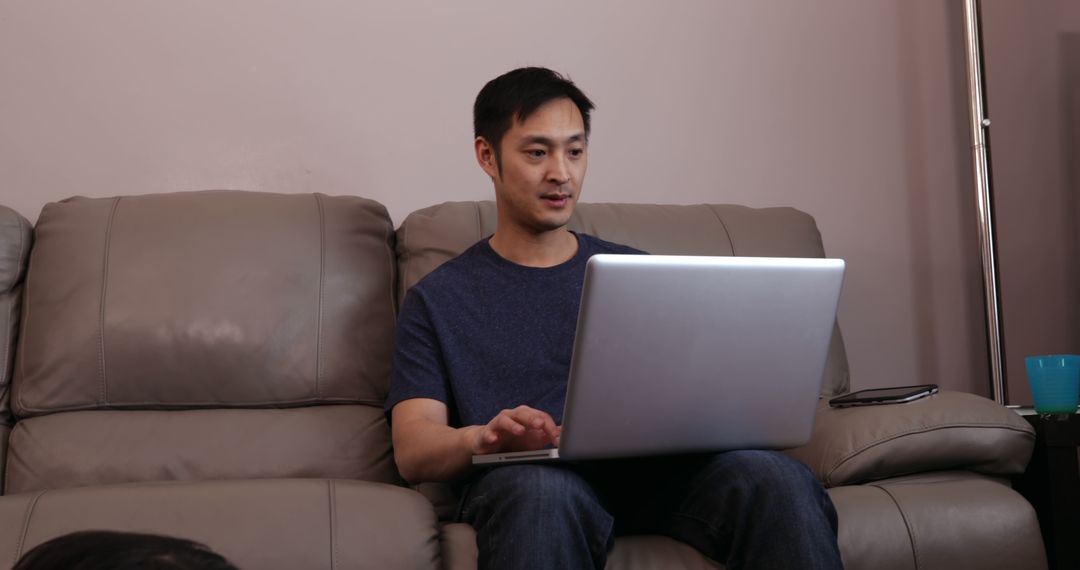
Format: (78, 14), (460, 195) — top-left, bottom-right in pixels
(386, 232), (644, 427)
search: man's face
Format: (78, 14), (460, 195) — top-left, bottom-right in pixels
(476, 97), (588, 234)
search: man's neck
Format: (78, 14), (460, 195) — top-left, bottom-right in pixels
(488, 226), (578, 268)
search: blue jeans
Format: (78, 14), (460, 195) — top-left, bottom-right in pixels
(457, 450), (842, 569)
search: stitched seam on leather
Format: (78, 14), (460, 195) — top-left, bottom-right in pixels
(382, 211), (396, 327)
(705, 205), (737, 255)
(0, 209), (11, 291)
(17, 213), (28, 284)
(12, 490), (46, 565)
(871, 484), (920, 569)
(16, 267), (31, 414)
(314, 194), (326, 399)
(2, 427), (9, 493)
(3, 422), (18, 493)
(0, 208), (18, 291)
(5, 209), (29, 390)
(98, 197), (121, 405)
(13, 210), (31, 396)
(328, 479), (338, 570)
(14, 396), (385, 415)
(5, 207), (26, 292)
(397, 216), (410, 304)
(827, 422), (1035, 485)
(1, 291), (12, 388)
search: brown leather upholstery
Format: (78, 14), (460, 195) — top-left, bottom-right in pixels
(15, 191), (396, 414)
(8, 191), (400, 492)
(830, 472), (1046, 570)
(0, 206), (31, 412)
(0, 207), (31, 297)
(0, 479), (440, 570)
(785, 391), (1035, 486)
(4, 407), (397, 494)
(0, 206), (31, 494)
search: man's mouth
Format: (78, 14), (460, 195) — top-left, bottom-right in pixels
(541, 193), (571, 207)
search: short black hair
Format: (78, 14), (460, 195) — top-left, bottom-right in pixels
(473, 67), (595, 171)
(14, 530), (240, 570)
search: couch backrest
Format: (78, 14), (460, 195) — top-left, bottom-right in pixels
(5, 191), (400, 493)
(0, 206), (31, 426)
(397, 201), (850, 397)
(0, 206), (32, 492)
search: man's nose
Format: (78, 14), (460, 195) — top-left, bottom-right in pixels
(548, 154), (570, 185)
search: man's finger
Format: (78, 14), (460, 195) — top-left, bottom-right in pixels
(495, 412), (527, 436)
(509, 407), (555, 431)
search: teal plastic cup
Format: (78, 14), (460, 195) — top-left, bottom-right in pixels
(1026, 355), (1080, 414)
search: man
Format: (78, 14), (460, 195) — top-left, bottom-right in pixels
(386, 67), (843, 569)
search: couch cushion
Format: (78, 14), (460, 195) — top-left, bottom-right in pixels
(4, 406), (397, 494)
(0, 292), (19, 427)
(785, 391), (1035, 487)
(0, 206), (31, 294)
(14, 191), (397, 415)
(0, 478), (440, 570)
(396, 201), (849, 396)
(0, 206), (31, 430)
(829, 473), (1046, 570)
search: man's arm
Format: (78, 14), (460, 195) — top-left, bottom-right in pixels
(392, 398), (561, 484)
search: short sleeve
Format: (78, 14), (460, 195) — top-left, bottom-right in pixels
(385, 288), (452, 421)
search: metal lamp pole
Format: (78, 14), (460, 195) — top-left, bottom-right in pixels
(962, 0), (1008, 404)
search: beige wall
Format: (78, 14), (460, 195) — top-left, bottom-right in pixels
(982, 0), (1080, 404)
(0, 1), (991, 394)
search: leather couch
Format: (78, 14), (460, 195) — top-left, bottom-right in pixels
(0, 190), (1046, 569)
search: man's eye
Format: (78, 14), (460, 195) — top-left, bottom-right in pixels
(569, 148), (585, 158)
(526, 150), (546, 158)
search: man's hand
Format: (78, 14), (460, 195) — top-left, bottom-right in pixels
(469, 405), (561, 455)
(391, 399), (561, 483)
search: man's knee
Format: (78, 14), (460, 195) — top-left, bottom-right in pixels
(698, 450), (828, 509)
(471, 464), (600, 510)
(709, 450), (817, 484)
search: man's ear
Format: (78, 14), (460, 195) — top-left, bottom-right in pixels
(474, 137), (500, 180)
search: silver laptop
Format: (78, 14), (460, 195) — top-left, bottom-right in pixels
(472, 254), (845, 465)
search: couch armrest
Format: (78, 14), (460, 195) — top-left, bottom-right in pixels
(783, 391), (1035, 487)
(439, 523), (478, 570)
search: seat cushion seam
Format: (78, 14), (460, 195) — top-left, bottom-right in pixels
(870, 484), (920, 569)
(3, 421), (17, 492)
(705, 205), (736, 255)
(314, 194), (326, 399)
(13, 489), (47, 565)
(98, 197), (121, 404)
(328, 479), (338, 570)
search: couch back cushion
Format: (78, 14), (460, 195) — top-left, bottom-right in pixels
(397, 201), (850, 397)
(7, 191), (401, 490)
(14, 191), (397, 414)
(0, 206), (32, 491)
(1, 207), (32, 421)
